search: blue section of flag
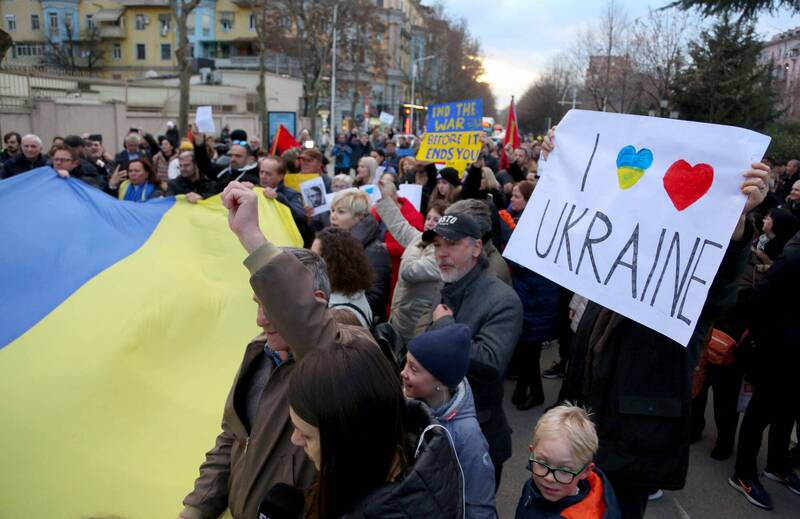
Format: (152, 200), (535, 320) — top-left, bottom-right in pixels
(0, 168), (173, 348)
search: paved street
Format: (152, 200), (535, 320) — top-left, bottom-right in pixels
(496, 344), (800, 518)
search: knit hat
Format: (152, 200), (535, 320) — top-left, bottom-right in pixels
(407, 324), (471, 388)
(437, 167), (460, 187)
(179, 139), (194, 151)
(229, 129), (248, 142)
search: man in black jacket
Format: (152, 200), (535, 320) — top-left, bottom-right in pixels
(560, 163), (769, 519)
(193, 132), (259, 193)
(2, 134), (47, 178)
(729, 230), (800, 510)
(165, 151), (216, 202)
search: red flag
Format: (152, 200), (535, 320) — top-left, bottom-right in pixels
(499, 96), (521, 171)
(270, 124), (300, 155)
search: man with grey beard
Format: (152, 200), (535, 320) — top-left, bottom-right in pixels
(423, 212), (523, 489)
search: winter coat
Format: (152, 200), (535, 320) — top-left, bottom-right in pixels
(2, 153), (47, 178)
(509, 261), (560, 343)
(485, 242), (511, 286)
(351, 214), (392, 321)
(152, 151), (176, 182)
(560, 223), (754, 491)
(166, 174), (217, 199)
(514, 467), (621, 519)
(371, 196), (425, 313)
(330, 291), (374, 329)
(748, 230), (800, 385)
(332, 143), (353, 169)
(430, 264), (523, 467)
(374, 196), (441, 344)
(430, 381), (497, 519)
(343, 400), (465, 518)
(274, 182), (306, 224)
(182, 241), (377, 519)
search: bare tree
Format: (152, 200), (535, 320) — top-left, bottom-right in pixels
(336, 2), (386, 130)
(275, 0), (359, 138)
(571, 0), (642, 113)
(517, 56), (574, 133)
(170, 0), (201, 138)
(44, 19), (104, 75)
(250, 0), (285, 143)
(630, 7), (693, 110)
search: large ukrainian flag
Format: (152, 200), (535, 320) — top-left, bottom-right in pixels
(0, 169), (302, 518)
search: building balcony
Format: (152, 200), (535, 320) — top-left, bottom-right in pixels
(118, 0), (170, 6)
(99, 25), (127, 39)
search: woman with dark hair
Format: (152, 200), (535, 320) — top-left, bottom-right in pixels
(105, 157), (163, 202)
(288, 341), (465, 518)
(312, 227), (375, 328)
(152, 136), (177, 184)
(753, 207), (799, 267)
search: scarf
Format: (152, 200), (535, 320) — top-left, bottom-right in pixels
(122, 182), (155, 202)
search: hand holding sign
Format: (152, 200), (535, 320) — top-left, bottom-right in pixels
(504, 110), (770, 346)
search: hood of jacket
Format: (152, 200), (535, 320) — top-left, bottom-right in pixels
(343, 400), (464, 518)
(351, 213), (383, 248)
(431, 380), (477, 424)
(515, 467), (620, 519)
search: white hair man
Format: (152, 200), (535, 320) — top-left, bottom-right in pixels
(1, 134), (46, 178)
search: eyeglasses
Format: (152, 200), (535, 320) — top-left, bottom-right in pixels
(231, 140), (248, 146)
(528, 451), (585, 485)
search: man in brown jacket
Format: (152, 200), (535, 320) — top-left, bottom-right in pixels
(179, 182), (377, 519)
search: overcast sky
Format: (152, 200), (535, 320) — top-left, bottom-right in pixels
(425, 0), (800, 111)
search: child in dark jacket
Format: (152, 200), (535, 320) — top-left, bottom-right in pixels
(515, 404), (621, 519)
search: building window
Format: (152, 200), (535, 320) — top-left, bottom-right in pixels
(248, 14), (256, 32)
(48, 13), (58, 34)
(161, 43), (171, 61)
(113, 43), (122, 60)
(220, 12), (233, 32)
(186, 14), (194, 33)
(159, 14), (170, 35)
(14, 43), (46, 58)
(31, 14), (40, 31)
(278, 16), (290, 28)
(136, 43), (146, 60)
(86, 14), (95, 31)
(6, 15), (16, 32)
(135, 14), (146, 31)
(201, 14), (210, 37)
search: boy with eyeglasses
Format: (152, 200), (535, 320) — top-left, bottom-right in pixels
(515, 404), (621, 518)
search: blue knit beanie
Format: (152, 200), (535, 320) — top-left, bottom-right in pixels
(407, 324), (471, 388)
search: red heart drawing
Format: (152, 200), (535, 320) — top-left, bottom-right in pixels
(662, 160), (714, 211)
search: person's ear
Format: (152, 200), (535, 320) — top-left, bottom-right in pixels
(578, 461), (595, 481)
(472, 238), (483, 259)
(313, 290), (328, 303)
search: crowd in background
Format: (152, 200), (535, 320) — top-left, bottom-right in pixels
(2, 119), (799, 519)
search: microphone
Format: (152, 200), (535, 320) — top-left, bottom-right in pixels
(258, 483), (305, 519)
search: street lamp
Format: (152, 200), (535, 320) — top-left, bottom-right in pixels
(410, 54), (435, 135)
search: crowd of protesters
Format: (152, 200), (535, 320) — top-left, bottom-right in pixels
(3, 118), (799, 519)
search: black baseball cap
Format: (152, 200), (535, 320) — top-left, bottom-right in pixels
(422, 212), (482, 243)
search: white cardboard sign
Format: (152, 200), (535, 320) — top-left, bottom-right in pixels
(195, 106), (216, 134)
(299, 176), (329, 216)
(359, 184), (382, 204)
(398, 183), (423, 212)
(379, 111), (395, 125)
(503, 110), (770, 346)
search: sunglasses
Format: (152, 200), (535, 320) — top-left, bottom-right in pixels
(231, 140), (248, 146)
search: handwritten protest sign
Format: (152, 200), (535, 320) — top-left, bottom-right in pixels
(503, 110), (770, 346)
(426, 99), (483, 132)
(418, 98), (484, 176)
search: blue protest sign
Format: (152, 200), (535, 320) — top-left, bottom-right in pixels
(426, 99), (483, 132)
